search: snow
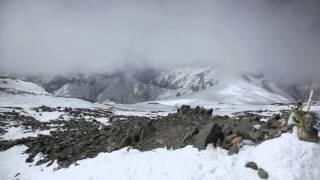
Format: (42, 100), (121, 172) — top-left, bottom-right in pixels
(155, 99), (197, 106)
(0, 78), (49, 95)
(176, 79), (291, 105)
(31, 111), (65, 122)
(95, 117), (110, 125)
(153, 98), (290, 117)
(156, 67), (218, 99)
(0, 127), (51, 140)
(12, 68), (293, 105)
(111, 102), (176, 117)
(153, 68), (291, 105)
(249, 133), (320, 180)
(107, 98), (291, 118)
(0, 77), (109, 110)
(0, 133), (319, 180)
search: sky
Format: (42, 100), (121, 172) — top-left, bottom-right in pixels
(0, 0), (320, 81)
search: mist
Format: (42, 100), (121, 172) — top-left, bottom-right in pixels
(0, 0), (320, 81)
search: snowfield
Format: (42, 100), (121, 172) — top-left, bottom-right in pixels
(0, 78), (49, 95)
(1, 133), (319, 180)
(0, 77), (319, 180)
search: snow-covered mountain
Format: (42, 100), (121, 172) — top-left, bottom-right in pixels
(0, 77), (49, 96)
(1, 76), (320, 180)
(18, 67), (296, 105)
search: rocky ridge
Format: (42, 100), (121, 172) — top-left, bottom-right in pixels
(0, 105), (290, 168)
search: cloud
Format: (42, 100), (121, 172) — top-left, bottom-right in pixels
(0, 0), (319, 81)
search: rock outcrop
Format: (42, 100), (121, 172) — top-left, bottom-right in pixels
(0, 105), (292, 168)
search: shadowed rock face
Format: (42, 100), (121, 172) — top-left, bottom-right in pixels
(0, 105), (289, 168)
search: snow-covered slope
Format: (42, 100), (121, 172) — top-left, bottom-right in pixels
(1, 133), (319, 180)
(47, 73), (164, 104)
(151, 68), (218, 98)
(177, 78), (291, 105)
(0, 77), (49, 95)
(0, 77), (108, 110)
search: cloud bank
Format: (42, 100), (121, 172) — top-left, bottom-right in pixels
(0, 0), (319, 81)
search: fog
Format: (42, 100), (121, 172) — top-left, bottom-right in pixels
(0, 0), (320, 81)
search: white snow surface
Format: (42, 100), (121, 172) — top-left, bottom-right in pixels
(177, 79), (291, 105)
(0, 126), (51, 140)
(0, 78), (49, 95)
(0, 133), (319, 180)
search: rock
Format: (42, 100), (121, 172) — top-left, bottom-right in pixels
(245, 161), (258, 170)
(279, 119), (287, 127)
(271, 114), (281, 120)
(177, 105), (191, 115)
(177, 105), (212, 117)
(268, 130), (281, 139)
(230, 136), (242, 145)
(156, 138), (165, 145)
(0, 128), (7, 135)
(226, 134), (238, 143)
(267, 118), (282, 129)
(228, 144), (240, 155)
(193, 122), (224, 150)
(182, 127), (198, 143)
(249, 130), (265, 143)
(139, 120), (155, 140)
(258, 168), (269, 179)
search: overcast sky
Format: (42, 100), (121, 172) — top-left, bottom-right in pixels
(0, 0), (319, 81)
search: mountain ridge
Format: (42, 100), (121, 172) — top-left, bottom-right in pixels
(11, 67), (300, 105)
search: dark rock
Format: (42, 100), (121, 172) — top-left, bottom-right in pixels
(182, 127), (198, 143)
(271, 114), (281, 120)
(193, 122), (224, 150)
(0, 128), (7, 135)
(249, 130), (265, 142)
(258, 168), (269, 179)
(139, 120), (155, 140)
(245, 161), (258, 170)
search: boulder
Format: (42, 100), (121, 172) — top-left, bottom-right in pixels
(258, 168), (269, 179)
(193, 122), (224, 150)
(226, 134), (238, 143)
(230, 136), (242, 145)
(245, 161), (258, 170)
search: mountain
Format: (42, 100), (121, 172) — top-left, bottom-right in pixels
(0, 77), (49, 95)
(17, 67), (297, 105)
